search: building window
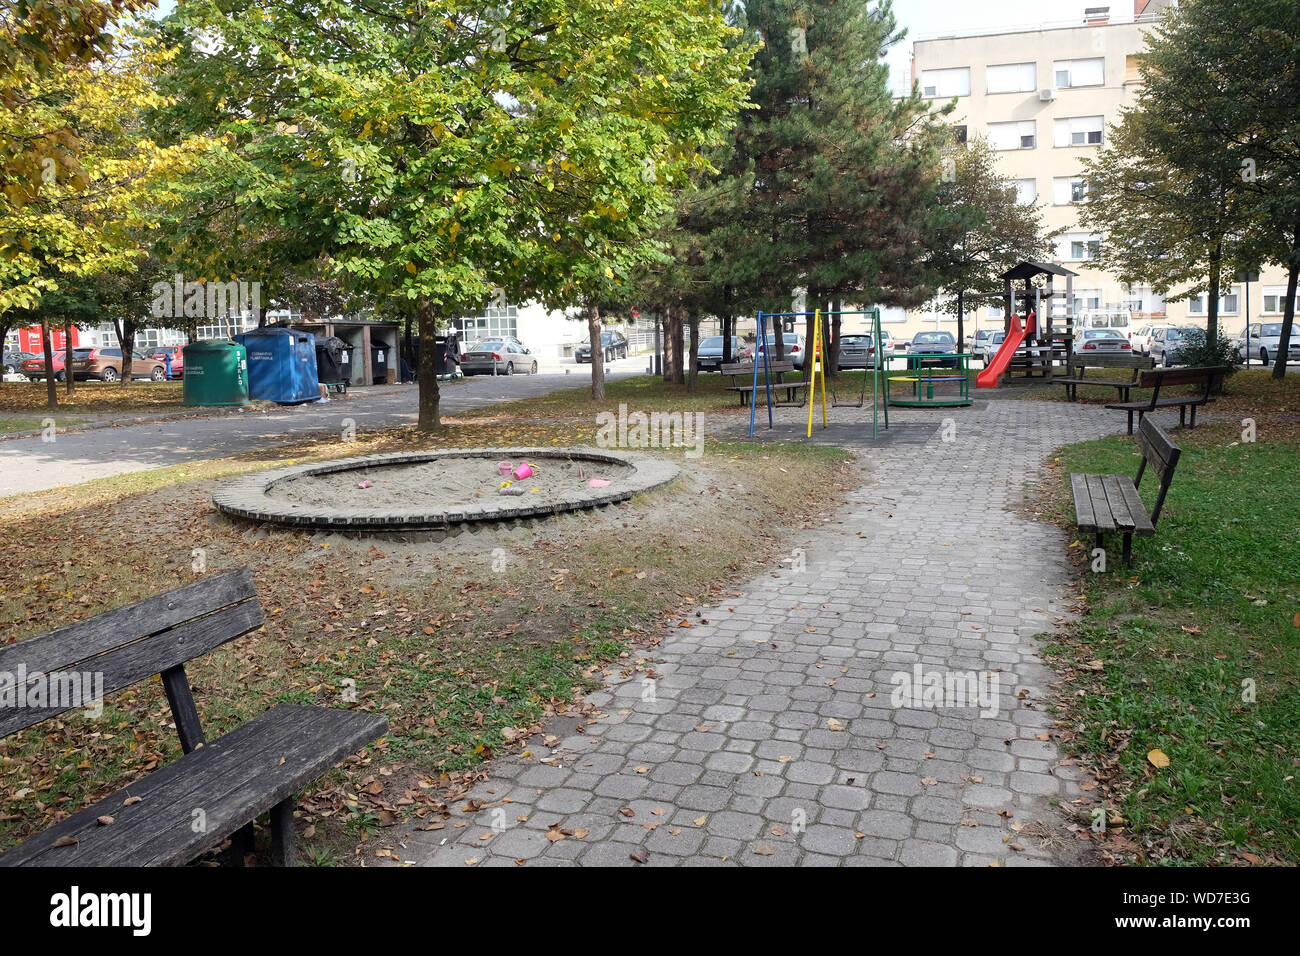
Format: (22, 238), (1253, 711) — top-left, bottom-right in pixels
(921, 68), (971, 98)
(1054, 116), (1104, 147)
(1054, 57), (1105, 88)
(1073, 290), (1103, 313)
(952, 125), (967, 145)
(988, 120), (1036, 151)
(1053, 176), (1090, 204)
(1263, 288), (1300, 314)
(1059, 233), (1102, 261)
(1013, 179), (1037, 205)
(459, 304), (518, 343)
(986, 62), (1036, 94)
(1125, 54), (1142, 83)
(1188, 288), (1240, 315)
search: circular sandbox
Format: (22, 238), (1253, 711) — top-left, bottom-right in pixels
(212, 447), (680, 531)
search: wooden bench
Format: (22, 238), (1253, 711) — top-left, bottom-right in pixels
(0, 567), (387, 867)
(1071, 417), (1181, 566)
(1105, 365), (1230, 435)
(1054, 353), (1154, 402)
(722, 360), (806, 407)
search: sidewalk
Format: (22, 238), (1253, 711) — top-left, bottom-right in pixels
(385, 398), (1119, 866)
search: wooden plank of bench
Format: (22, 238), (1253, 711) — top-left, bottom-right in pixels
(1101, 475), (1139, 531)
(1071, 474), (1098, 531)
(0, 705), (387, 867)
(0, 568), (256, 678)
(1084, 475), (1117, 533)
(1114, 478), (1156, 536)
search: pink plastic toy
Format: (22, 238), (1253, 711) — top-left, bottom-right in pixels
(512, 463), (535, 481)
(358, 479), (373, 489)
(497, 461), (513, 477)
(588, 478), (610, 488)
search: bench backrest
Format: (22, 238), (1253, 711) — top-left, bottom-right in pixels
(1135, 417), (1182, 525)
(1068, 354), (1153, 372)
(723, 360), (794, 377)
(0, 567), (264, 749)
(1137, 365), (1231, 390)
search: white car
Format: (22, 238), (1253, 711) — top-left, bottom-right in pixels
(1131, 323), (1177, 356)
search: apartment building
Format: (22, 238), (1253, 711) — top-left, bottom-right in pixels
(904, 0), (1294, 344)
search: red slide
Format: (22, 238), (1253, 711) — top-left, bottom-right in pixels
(976, 316), (1025, 389)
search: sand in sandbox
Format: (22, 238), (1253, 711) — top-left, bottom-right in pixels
(268, 456), (636, 511)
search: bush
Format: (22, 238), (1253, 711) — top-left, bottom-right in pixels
(1176, 327), (1238, 375)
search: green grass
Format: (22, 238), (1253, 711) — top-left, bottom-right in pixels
(0, 416), (88, 435)
(1041, 426), (1300, 864)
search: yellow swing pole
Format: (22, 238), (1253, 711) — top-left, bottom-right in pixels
(807, 308), (828, 437)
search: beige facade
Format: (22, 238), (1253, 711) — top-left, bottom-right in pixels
(891, 4), (1291, 345)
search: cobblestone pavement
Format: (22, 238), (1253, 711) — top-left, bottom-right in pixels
(392, 398), (1120, 867)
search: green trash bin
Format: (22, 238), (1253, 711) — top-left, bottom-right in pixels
(183, 340), (249, 406)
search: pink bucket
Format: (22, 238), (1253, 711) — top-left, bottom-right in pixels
(512, 463), (534, 481)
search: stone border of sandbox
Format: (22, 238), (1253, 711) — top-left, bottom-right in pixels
(211, 446), (681, 531)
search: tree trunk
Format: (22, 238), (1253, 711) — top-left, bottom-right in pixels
(721, 286), (733, 363)
(956, 291), (965, 358)
(826, 302), (841, 381)
(686, 311), (700, 391)
(416, 298), (443, 432)
(63, 318), (74, 396)
(586, 300), (605, 401)
(41, 321), (57, 408)
(801, 300), (817, 384)
(1207, 242), (1222, 343)
(1273, 225), (1300, 380)
(667, 305), (685, 384)
(116, 319), (136, 386)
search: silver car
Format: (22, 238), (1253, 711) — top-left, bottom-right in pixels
(1235, 322), (1300, 366)
(1078, 328), (1135, 355)
(1150, 326), (1196, 366)
(976, 330), (1006, 365)
(836, 333), (882, 370)
(459, 338), (538, 375)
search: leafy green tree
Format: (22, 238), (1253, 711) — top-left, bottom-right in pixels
(158, 0), (752, 426)
(719, 0), (949, 374)
(1082, 0), (1300, 369)
(927, 136), (1057, 348)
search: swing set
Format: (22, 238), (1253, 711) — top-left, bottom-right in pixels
(748, 308), (890, 440)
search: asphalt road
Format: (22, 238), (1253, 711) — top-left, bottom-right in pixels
(0, 358), (644, 497)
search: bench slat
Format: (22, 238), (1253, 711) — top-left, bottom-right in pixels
(1115, 479), (1157, 536)
(0, 599), (265, 738)
(0, 568), (258, 677)
(1071, 474), (1098, 530)
(1101, 475), (1138, 531)
(1082, 475), (1116, 532)
(0, 705), (387, 867)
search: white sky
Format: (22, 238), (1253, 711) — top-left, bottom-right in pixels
(886, 0), (1130, 91)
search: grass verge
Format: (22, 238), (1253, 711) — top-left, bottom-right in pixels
(1039, 420), (1300, 865)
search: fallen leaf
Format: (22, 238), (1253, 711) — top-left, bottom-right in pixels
(1147, 749), (1171, 769)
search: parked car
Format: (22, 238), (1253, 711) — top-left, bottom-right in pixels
(906, 330), (959, 367)
(144, 346), (185, 379)
(71, 347), (168, 382)
(1077, 328), (1134, 355)
(756, 332), (806, 369)
(696, 336), (750, 371)
(1130, 323), (1176, 356)
(836, 333), (881, 370)
(1148, 327), (1197, 366)
(3, 350), (38, 376)
(970, 328), (998, 358)
(574, 331), (629, 364)
(1234, 322), (1300, 366)
(975, 330), (1007, 365)
(875, 329), (896, 353)
(459, 338), (537, 375)
(20, 349), (69, 381)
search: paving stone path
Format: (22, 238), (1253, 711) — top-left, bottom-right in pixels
(393, 398), (1120, 867)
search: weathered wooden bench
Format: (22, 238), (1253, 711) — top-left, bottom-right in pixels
(1071, 417), (1181, 566)
(0, 567), (387, 867)
(722, 359), (806, 407)
(1054, 353), (1154, 402)
(1105, 365), (1230, 435)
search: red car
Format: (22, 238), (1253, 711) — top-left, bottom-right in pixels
(144, 346), (184, 379)
(20, 350), (68, 382)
